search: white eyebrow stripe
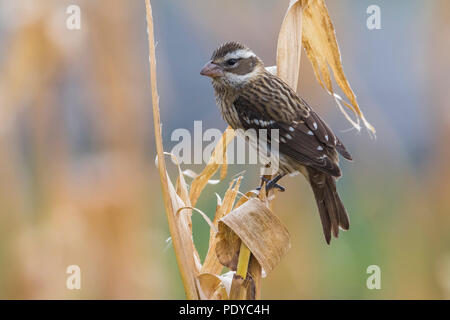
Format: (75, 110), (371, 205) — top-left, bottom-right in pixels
(224, 67), (260, 85)
(223, 49), (256, 61)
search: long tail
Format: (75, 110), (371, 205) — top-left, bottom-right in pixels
(308, 168), (350, 244)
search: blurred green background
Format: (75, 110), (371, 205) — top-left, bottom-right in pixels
(0, 0), (449, 299)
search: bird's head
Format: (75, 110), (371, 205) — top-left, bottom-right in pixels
(200, 42), (264, 88)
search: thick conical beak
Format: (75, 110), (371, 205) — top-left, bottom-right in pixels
(200, 61), (223, 78)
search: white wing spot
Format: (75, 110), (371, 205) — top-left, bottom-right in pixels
(280, 137), (287, 143)
(285, 134), (293, 140)
(289, 126), (295, 132)
(308, 131), (314, 136)
(254, 119), (259, 125)
(313, 122), (318, 130)
(325, 135), (329, 141)
(317, 146), (323, 151)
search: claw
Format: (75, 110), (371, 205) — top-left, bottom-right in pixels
(269, 182), (286, 192)
(257, 175), (286, 193)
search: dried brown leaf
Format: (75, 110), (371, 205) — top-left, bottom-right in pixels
(301, 0), (375, 134)
(182, 169), (221, 185)
(196, 273), (229, 300)
(177, 206), (217, 234)
(216, 198), (290, 275)
(166, 172), (202, 274)
(189, 127), (235, 207)
(201, 177), (242, 275)
(277, 0), (304, 90)
(234, 190), (258, 209)
(165, 152), (191, 206)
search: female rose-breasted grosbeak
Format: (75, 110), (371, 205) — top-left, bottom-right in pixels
(200, 42), (352, 244)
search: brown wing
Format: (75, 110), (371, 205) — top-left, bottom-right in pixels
(234, 72), (352, 177)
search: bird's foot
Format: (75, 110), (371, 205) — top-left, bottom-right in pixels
(257, 176), (286, 193)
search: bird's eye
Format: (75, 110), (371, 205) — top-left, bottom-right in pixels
(226, 59), (238, 66)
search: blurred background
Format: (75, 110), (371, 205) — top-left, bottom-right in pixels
(0, 0), (449, 299)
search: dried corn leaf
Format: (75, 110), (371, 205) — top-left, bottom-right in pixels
(220, 136), (228, 180)
(177, 207), (217, 233)
(166, 172), (202, 274)
(301, 0), (375, 134)
(234, 190), (258, 209)
(197, 273), (229, 300)
(216, 198), (290, 275)
(182, 169), (220, 185)
(163, 153), (201, 274)
(165, 152), (191, 206)
(213, 178), (242, 227)
(145, 0), (198, 299)
(201, 177), (242, 275)
(189, 127), (235, 207)
(277, 0), (305, 90)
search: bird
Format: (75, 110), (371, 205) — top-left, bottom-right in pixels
(200, 42), (353, 244)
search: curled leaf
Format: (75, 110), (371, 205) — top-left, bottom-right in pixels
(201, 177), (242, 275)
(177, 206), (218, 234)
(216, 198), (291, 276)
(234, 190), (258, 209)
(301, 0), (375, 134)
(196, 273), (230, 300)
(277, 0), (375, 134)
(182, 169), (221, 185)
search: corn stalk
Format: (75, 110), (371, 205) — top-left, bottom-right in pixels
(145, 0), (198, 299)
